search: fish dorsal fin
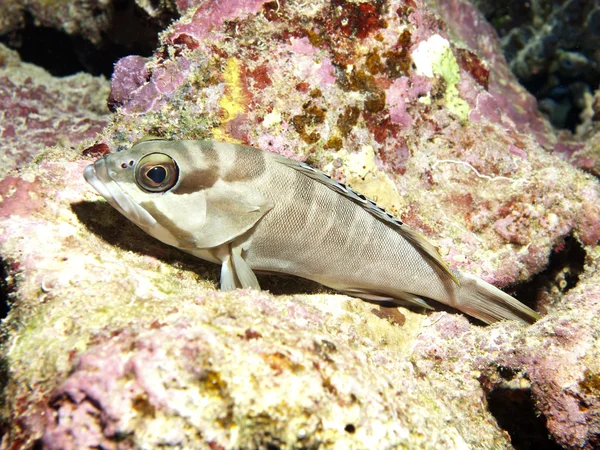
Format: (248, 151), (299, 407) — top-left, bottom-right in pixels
(274, 155), (459, 285)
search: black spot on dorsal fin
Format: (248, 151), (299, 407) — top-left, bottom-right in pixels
(275, 157), (404, 225)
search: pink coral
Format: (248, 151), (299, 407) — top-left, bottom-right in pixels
(386, 77), (413, 129)
(153, 57), (191, 94)
(108, 55), (149, 110)
(0, 177), (44, 219)
(169, 0), (270, 43)
(2, 0), (600, 449)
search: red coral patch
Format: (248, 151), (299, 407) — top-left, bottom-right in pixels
(82, 143), (110, 158)
(330, 0), (387, 39)
(247, 64), (272, 90)
(456, 48), (489, 90)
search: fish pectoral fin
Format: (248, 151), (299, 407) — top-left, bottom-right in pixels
(230, 244), (260, 290)
(197, 184), (274, 249)
(340, 288), (433, 310)
(219, 244), (261, 290)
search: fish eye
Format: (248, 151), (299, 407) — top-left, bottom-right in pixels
(134, 153), (179, 192)
(147, 166), (167, 183)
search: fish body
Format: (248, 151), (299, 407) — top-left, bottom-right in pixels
(84, 139), (540, 324)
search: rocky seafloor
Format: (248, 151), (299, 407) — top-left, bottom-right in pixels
(0, 0), (599, 449)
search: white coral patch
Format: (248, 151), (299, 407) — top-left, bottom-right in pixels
(411, 34), (451, 78)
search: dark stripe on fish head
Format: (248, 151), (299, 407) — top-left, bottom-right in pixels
(172, 168), (220, 194)
(171, 144), (220, 195)
(222, 145), (266, 182)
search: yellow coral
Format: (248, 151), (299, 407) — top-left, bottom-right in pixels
(213, 57), (247, 142)
(412, 35), (470, 121)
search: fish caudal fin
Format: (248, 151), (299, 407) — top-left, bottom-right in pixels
(454, 272), (541, 324)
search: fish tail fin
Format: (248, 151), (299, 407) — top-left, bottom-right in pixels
(454, 271), (541, 324)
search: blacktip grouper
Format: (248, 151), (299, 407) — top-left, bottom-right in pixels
(84, 139), (541, 324)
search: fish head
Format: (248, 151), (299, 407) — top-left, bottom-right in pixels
(84, 139), (212, 249)
(84, 139), (273, 251)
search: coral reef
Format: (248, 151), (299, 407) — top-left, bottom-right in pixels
(565, 86), (600, 176)
(1, 0), (600, 449)
(413, 256), (600, 449)
(0, 0), (180, 44)
(431, 0), (600, 174)
(0, 43), (110, 176)
(0, 0), (181, 76)
(470, 0), (600, 132)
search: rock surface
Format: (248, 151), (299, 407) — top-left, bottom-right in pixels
(470, 0), (600, 131)
(0, 0), (179, 45)
(0, 0), (181, 77)
(0, 43), (110, 176)
(1, 0), (600, 449)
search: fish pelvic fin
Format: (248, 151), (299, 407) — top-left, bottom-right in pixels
(340, 288), (433, 310)
(220, 243), (261, 291)
(230, 244), (260, 290)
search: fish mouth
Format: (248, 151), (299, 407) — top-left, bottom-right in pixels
(84, 158), (157, 230)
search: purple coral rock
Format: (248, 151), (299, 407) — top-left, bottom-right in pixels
(3, 0), (600, 449)
(108, 54), (192, 114)
(0, 44), (109, 173)
(432, 0), (557, 148)
(169, 0), (271, 43)
(108, 56), (150, 111)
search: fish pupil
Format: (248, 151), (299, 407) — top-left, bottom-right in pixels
(147, 166), (167, 184)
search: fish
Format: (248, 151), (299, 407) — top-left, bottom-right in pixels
(84, 139), (541, 324)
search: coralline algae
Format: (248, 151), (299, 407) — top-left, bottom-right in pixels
(0, 44), (110, 177)
(1, 0), (600, 449)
